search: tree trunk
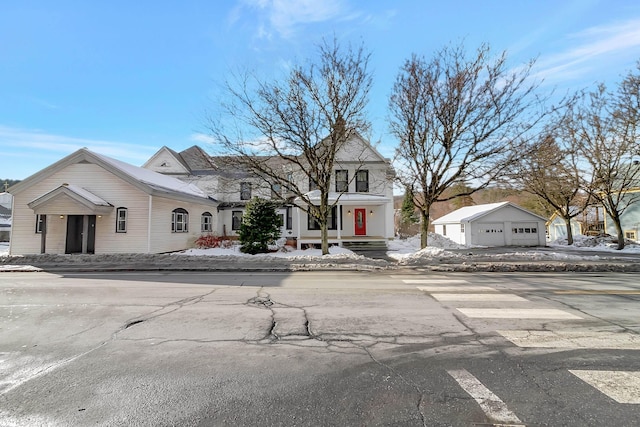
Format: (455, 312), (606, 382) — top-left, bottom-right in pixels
(564, 216), (574, 245)
(613, 216), (625, 250)
(321, 222), (329, 255)
(420, 209), (430, 249)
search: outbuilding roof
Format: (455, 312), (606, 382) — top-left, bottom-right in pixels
(432, 202), (546, 224)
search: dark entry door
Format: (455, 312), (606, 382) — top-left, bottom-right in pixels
(65, 215), (84, 254)
(87, 215), (96, 254)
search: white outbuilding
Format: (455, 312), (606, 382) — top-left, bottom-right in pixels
(432, 202), (547, 247)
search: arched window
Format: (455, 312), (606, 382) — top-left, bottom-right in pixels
(172, 208), (189, 232)
(201, 212), (213, 232)
(116, 207), (127, 233)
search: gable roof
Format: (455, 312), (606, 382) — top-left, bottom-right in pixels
(9, 148), (217, 205)
(142, 146), (191, 174)
(432, 202), (547, 224)
(28, 184), (114, 214)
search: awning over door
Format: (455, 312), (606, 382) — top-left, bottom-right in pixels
(28, 184), (114, 215)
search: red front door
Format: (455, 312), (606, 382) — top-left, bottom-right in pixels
(354, 208), (366, 235)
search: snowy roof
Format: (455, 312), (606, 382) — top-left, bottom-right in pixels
(433, 202), (516, 224)
(63, 184), (111, 206)
(92, 151), (208, 198)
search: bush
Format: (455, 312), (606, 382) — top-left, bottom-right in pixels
(195, 234), (232, 249)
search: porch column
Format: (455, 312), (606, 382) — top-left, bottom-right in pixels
(296, 207), (301, 250)
(336, 204), (342, 244)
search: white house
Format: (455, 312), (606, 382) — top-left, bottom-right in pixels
(546, 212), (583, 242)
(143, 134), (396, 249)
(432, 202), (547, 247)
(8, 149), (218, 255)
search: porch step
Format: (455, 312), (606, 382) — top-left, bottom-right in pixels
(342, 241), (388, 251)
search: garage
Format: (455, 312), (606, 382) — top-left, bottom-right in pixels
(433, 202), (547, 247)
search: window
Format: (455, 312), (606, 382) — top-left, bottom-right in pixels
(116, 207), (127, 233)
(309, 177), (318, 192)
(278, 214), (285, 227)
(335, 170), (348, 192)
(172, 208), (189, 233)
(442, 225), (447, 236)
(356, 170), (369, 192)
(286, 206), (293, 230)
(240, 182), (252, 200)
(625, 230), (637, 240)
(271, 183), (282, 199)
(232, 211), (242, 231)
(460, 224), (465, 233)
(35, 214), (46, 233)
(201, 212), (213, 232)
(308, 206), (339, 230)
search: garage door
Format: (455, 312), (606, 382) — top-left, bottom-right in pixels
(475, 223), (505, 246)
(511, 223), (540, 246)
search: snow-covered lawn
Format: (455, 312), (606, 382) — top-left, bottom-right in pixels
(176, 244), (365, 261)
(1, 233), (639, 270)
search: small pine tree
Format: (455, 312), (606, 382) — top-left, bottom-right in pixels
(238, 197), (281, 254)
(400, 188), (418, 225)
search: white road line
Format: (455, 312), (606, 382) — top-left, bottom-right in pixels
(431, 293), (527, 302)
(448, 368), (524, 425)
(417, 286), (497, 292)
(569, 370), (640, 404)
(498, 330), (640, 350)
(403, 279), (470, 284)
(457, 308), (582, 319)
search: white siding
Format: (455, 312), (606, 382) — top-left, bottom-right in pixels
(148, 197), (218, 253)
(10, 163), (151, 255)
(10, 162), (217, 255)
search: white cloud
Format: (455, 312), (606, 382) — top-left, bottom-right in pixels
(240, 0), (349, 39)
(534, 18), (640, 85)
(190, 133), (216, 144)
(0, 125), (157, 166)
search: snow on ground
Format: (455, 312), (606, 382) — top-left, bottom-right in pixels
(1, 233), (639, 270)
(175, 244), (365, 261)
(548, 234), (640, 253)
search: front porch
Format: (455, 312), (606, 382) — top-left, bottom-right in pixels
(296, 235), (389, 249)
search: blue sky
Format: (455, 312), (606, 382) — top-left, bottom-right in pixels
(2, 0), (640, 180)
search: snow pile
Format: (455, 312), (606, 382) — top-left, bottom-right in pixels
(0, 242), (8, 257)
(549, 234), (640, 253)
(388, 233), (465, 263)
(176, 244), (364, 261)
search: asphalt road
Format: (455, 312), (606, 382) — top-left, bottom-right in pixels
(1, 270), (639, 426)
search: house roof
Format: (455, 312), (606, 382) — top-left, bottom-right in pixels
(432, 202), (547, 224)
(9, 148), (218, 206)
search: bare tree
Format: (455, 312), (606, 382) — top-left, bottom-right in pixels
(388, 43), (547, 248)
(512, 132), (588, 245)
(561, 71), (640, 250)
(206, 38), (372, 254)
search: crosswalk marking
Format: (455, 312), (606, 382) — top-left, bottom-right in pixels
(498, 330), (640, 350)
(416, 285), (497, 292)
(448, 369), (524, 425)
(569, 370), (640, 404)
(457, 308), (582, 319)
(554, 290), (640, 295)
(431, 293), (527, 302)
(404, 279), (470, 284)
